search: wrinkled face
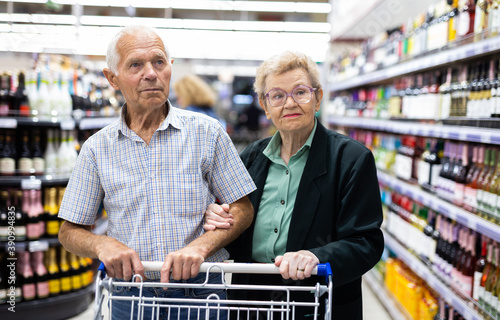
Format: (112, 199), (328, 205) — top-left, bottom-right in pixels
(105, 33), (173, 111)
(260, 68), (322, 136)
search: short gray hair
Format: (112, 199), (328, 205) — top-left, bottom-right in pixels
(254, 51), (322, 103)
(106, 25), (170, 75)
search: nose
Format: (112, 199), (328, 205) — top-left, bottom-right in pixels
(283, 94), (296, 107)
(143, 62), (157, 81)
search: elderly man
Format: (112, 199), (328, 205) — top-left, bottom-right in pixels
(58, 25), (255, 319)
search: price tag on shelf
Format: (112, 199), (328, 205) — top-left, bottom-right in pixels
(60, 119), (75, 130)
(21, 178), (42, 190)
(0, 118), (17, 128)
(29, 240), (49, 252)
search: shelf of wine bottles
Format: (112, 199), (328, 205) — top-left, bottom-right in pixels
(378, 171), (500, 244)
(384, 230), (485, 320)
(0, 244), (95, 317)
(329, 117), (500, 144)
(329, 35), (500, 92)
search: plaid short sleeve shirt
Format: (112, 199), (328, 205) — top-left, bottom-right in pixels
(59, 103), (256, 278)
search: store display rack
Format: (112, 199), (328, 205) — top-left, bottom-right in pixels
(0, 116), (118, 130)
(384, 230), (487, 320)
(377, 171), (500, 243)
(363, 268), (411, 320)
(328, 116), (500, 145)
(329, 35), (500, 91)
(0, 284), (94, 320)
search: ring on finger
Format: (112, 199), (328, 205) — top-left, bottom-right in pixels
(297, 268), (305, 272)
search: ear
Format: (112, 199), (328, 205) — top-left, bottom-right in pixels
(259, 99), (271, 119)
(315, 88), (323, 112)
(170, 58), (174, 65)
(103, 68), (120, 90)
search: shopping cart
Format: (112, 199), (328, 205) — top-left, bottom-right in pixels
(94, 261), (333, 320)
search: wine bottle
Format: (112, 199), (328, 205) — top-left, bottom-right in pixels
(69, 252), (82, 292)
(0, 73), (10, 117)
(19, 251), (36, 301)
(46, 246), (61, 297)
(14, 71), (30, 117)
(0, 130), (17, 176)
(479, 242), (494, 307)
(31, 251), (49, 299)
(0, 249), (6, 304)
(474, 238), (488, 301)
(13, 190), (26, 241)
(45, 187), (60, 238)
(59, 246), (72, 294)
(18, 130), (33, 176)
(24, 189), (38, 241)
(0, 191), (9, 241)
(31, 130), (45, 176)
(44, 129), (58, 176)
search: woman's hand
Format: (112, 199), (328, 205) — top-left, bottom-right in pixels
(203, 203), (233, 231)
(275, 250), (320, 281)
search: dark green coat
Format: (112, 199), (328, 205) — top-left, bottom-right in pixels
(227, 120), (384, 319)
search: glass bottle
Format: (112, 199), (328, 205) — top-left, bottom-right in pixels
(474, 238), (488, 301)
(0, 130), (17, 176)
(30, 130), (44, 176)
(486, 150), (500, 223)
(481, 149), (497, 220)
(18, 130), (33, 176)
(45, 187), (60, 238)
(486, 246), (500, 315)
(453, 144), (470, 207)
(31, 251), (49, 299)
(0, 191), (9, 241)
(69, 252), (82, 292)
(13, 71), (30, 117)
(477, 148), (492, 216)
(46, 246), (61, 297)
(461, 232), (477, 297)
(43, 129), (58, 176)
(479, 242), (494, 307)
(20, 251), (36, 301)
(13, 190), (26, 241)
(59, 247), (72, 294)
(464, 145), (479, 212)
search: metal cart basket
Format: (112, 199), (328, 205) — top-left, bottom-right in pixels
(94, 261), (333, 320)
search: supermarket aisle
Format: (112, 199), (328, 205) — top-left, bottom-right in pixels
(70, 277), (393, 319)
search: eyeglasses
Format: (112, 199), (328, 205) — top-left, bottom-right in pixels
(265, 85), (317, 107)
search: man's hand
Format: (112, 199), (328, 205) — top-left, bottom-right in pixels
(275, 250), (319, 281)
(96, 237), (145, 281)
(203, 203), (233, 231)
(160, 247), (205, 284)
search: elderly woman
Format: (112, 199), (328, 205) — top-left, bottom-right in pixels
(205, 51), (384, 319)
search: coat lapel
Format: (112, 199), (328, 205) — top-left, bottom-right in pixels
(286, 121), (329, 252)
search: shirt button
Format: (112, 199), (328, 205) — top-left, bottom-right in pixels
(274, 228), (278, 233)
(271, 258), (275, 262)
(280, 199), (285, 205)
(286, 170), (289, 175)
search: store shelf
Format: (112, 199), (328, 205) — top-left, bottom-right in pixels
(78, 117), (118, 130)
(0, 117), (75, 130)
(378, 171), (500, 243)
(329, 116), (500, 145)
(384, 230), (485, 320)
(0, 284), (94, 320)
(329, 35), (500, 91)
(379, 171), (500, 241)
(0, 175), (70, 188)
(363, 268), (411, 320)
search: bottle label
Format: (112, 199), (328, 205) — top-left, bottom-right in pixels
(0, 288), (6, 302)
(454, 183), (465, 206)
(462, 274), (473, 297)
(33, 157), (45, 175)
(479, 286), (486, 306)
(48, 279), (61, 295)
(457, 12), (470, 36)
(395, 154), (413, 181)
(36, 281), (50, 298)
(71, 275), (82, 291)
(22, 283), (36, 300)
(16, 225), (26, 238)
(18, 157), (33, 174)
(61, 276), (72, 292)
(0, 158), (15, 175)
(46, 220), (60, 236)
(464, 186), (478, 210)
(417, 160), (431, 186)
(473, 271), (482, 301)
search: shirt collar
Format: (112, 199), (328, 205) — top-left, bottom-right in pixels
(117, 101), (180, 139)
(263, 118), (317, 161)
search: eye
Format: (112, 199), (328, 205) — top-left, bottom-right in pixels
(155, 59), (164, 66)
(130, 62), (141, 68)
(271, 92), (284, 100)
(294, 88), (307, 96)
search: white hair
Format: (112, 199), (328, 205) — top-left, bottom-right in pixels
(106, 25), (170, 75)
